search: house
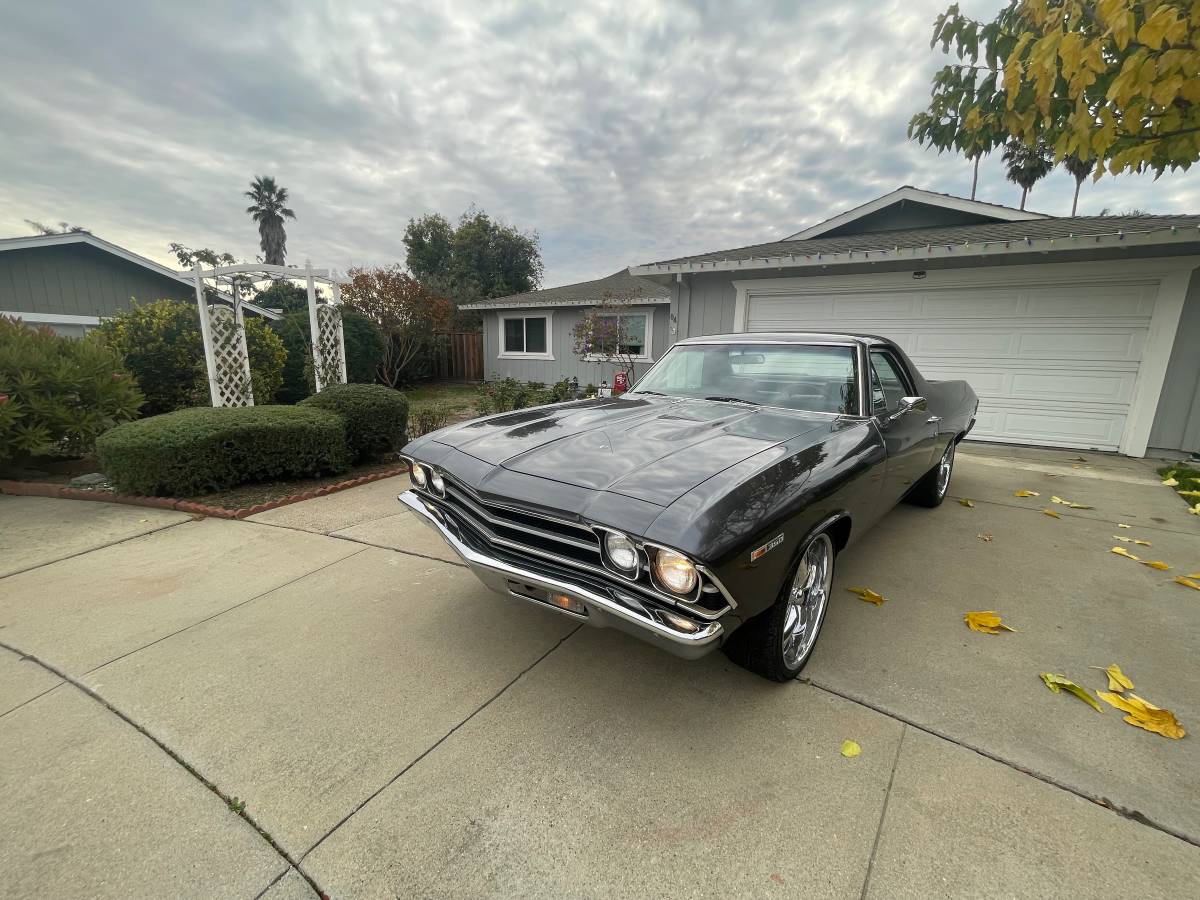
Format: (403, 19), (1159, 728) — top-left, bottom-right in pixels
(0, 231), (279, 336)
(462, 268), (671, 387)
(628, 186), (1200, 458)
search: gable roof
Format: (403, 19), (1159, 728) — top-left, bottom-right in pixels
(784, 185), (1047, 240)
(630, 213), (1200, 277)
(460, 268), (670, 311)
(0, 232), (282, 319)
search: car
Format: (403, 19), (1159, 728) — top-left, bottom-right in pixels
(398, 332), (978, 681)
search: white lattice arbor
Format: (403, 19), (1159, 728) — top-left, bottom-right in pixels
(190, 261), (347, 406)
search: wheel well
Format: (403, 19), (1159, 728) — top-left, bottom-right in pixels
(827, 516), (852, 554)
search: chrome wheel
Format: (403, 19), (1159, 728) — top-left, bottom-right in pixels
(782, 533), (833, 668)
(936, 442), (955, 497)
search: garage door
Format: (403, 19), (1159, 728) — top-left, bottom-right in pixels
(745, 280), (1158, 450)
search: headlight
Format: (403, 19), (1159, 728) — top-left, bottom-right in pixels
(430, 470), (445, 495)
(410, 463), (428, 489)
(654, 549), (698, 595)
(604, 532), (639, 572)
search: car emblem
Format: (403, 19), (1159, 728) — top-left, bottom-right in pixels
(750, 533), (784, 562)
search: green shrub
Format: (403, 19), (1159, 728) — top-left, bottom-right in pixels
(409, 402), (451, 437)
(93, 299), (288, 414)
(270, 310), (386, 404)
(0, 316), (143, 463)
(475, 377), (573, 415)
(298, 383), (408, 463)
(96, 406), (349, 496)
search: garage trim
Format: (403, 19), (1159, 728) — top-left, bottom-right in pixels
(731, 257), (1197, 457)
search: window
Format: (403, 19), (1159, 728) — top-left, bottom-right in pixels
(586, 312), (651, 360)
(868, 350), (913, 414)
(499, 314), (552, 359)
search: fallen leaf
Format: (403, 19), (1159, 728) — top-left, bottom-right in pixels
(840, 739), (861, 758)
(1186, 572), (1200, 579)
(1043, 508), (1061, 518)
(977, 532), (994, 542)
(847, 587), (886, 605)
(1162, 476), (1179, 487)
(958, 498), (975, 508)
(1189, 503), (1200, 516)
(1097, 692), (1186, 739)
(1175, 576), (1200, 591)
(1117, 523), (1132, 528)
(1090, 664), (1133, 692)
(1141, 560), (1171, 571)
(1178, 490), (1200, 498)
(1113, 535), (1133, 543)
(1014, 490), (1040, 497)
(1040, 673), (1102, 712)
(1068, 502), (1094, 509)
(964, 610), (1015, 634)
(1111, 547), (1140, 560)
(1133, 539), (1151, 546)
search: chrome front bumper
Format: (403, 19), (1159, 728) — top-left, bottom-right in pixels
(398, 490), (723, 660)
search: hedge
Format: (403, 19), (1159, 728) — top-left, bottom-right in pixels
(298, 383), (408, 463)
(96, 406), (350, 496)
(270, 310), (386, 404)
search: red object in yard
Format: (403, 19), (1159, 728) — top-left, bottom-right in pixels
(613, 372), (628, 394)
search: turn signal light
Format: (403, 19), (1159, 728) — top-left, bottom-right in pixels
(547, 593), (586, 614)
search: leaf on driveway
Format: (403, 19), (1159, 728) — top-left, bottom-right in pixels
(1133, 539), (1151, 546)
(1175, 576), (1200, 591)
(1040, 673), (1102, 712)
(1091, 664), (1133, 692)
(1117, 523), (1132, 528)
(1162, 476), (1180, 487)
(1141, 560), (1171, 571)
(958, 498), (975, 507)
(1112, 536), (1150, 545)
(847, 587), (886, 605)
(1111, 546), (1140, 560)
(964, 610), (1015, 634)
(1014, 490), (1040, 497)
(840, 739), (861, 758)
(977, 532), (994, 542)
(1186, 572), (1200, 579)
(1043, 508), (1061, 518)
(1097, 692), (1186, 739)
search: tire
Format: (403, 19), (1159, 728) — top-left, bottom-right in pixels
(724, 531), (835, 682)
(906, 439), (955, 508)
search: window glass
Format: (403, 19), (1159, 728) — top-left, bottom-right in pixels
(503, 318), (525, 353)
(590, 313), (648, 357)
(869, 351), (911, 414)
(524, 317), (547, 353)
(623, 315), (647, 356)
(632, 343), (858, 414)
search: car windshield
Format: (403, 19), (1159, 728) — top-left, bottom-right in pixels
(631, 343), (859, 415)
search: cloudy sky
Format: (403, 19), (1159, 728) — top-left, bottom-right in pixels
(4, 0), (1199, 287)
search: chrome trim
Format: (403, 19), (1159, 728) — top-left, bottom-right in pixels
(446, 477), (596, 539)
(445, 483), (597, 552)
(399, 491), (723, 659)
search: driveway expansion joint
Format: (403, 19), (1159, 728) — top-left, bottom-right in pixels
(0, 638), (331, 900)
(239, 517), (468, 568)
(0, 518), (193, 580)
(859, 723), (905, 900)
(807, 678), (1200, 851)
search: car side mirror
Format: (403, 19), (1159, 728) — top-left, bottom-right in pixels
(887, 396), (927, 421)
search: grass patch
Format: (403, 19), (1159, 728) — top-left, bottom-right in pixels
(1157, 463), (1200, 507)
(404, 381), (479, 417)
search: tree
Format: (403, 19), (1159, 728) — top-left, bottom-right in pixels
(26, 220), (87, 234)
(570, 290), (650, 381)
(245, 175), (296, 265)
(270, 310), (386, 403)
(252, 280), (325, 314)
(339, 266), (453, 388)
(168, 243), (236, 269)
(1001, 138), (1055, 208)
(1063, 154), (1095, 215)
(909, 1), (1200, 179)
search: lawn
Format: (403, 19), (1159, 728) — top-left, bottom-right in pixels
(405, 382), (479, 420)
(1158, 463), (1200, 509)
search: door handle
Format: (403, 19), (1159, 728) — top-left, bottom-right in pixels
(926, 415), (941, 423)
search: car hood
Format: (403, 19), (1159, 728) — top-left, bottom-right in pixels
(414, 395), (834, 507)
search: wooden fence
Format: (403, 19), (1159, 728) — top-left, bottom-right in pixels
(433, 331), (484, 382)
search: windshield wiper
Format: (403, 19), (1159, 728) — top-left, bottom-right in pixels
(704, 396), (760, 406)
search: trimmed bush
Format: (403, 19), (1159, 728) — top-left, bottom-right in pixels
(0, 316), (143, 463)
(409, 402), (451, 438)
(298, 383), (408, 463)
(270, 310), (386, 404)
(96, 406), (350, 496)
(475, 377), (573, 415)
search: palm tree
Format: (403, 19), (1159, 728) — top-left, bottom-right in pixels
(1062, 155), (1095, 216)
(244, 176), (296, 265)
(1000, 140), (1054, 210)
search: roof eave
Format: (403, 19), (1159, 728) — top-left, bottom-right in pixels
(461, 296), (670, 311)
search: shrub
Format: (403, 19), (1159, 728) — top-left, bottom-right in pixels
(270, 310), (386, 404)
(475, 378), (573, 415)
(96, 406), (349, 496)
(0, 316), (143, 463)
(409, 402), (451, 438)
(93, 299), (288, 414)
(298, 383), (408, 463)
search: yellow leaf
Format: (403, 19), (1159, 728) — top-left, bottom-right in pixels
(1091, 663), (1133, 692)
(847, 587), (886, 605)
(964, 610), (1015, 634)
(959, 498), (975, 508)
(1141, 560), (1171, 571)
(1162, 476), (1179, 487)
(1189, 503), (1200, 516)
(840, 739), (861, 758)
(1097, 692), (1186, 739)
(1040, 673), (1102, 712)
(1111, 546), (1140, 560)
(1117, 523), (1132, 528)
(1112, 535), (1133, 543)
(1177, 490), (1200, 497)
(1133, 539), (1151, 547)
(1068, 502), (1094, 509)
(1175, 576), (1200, 591)
(1044, 508), (1061, 518)
(1186, 573), (1200, 579)
(1014, 490), (1040, 497)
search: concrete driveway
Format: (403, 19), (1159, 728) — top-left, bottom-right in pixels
(1, 445), (1198, 898)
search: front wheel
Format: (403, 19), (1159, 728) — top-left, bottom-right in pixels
(724, 531), (834, 682)
(906, 439), (955, 508)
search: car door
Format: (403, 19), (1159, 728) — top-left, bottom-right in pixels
(869, 348), (938, 506)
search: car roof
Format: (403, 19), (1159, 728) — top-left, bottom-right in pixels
(675, 331), (892, 346)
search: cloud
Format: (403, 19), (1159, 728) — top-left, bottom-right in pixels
(2, 0), (1197, 287)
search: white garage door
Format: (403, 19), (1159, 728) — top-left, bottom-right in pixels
(745, 279), (1159, 450)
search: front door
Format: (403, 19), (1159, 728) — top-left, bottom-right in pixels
(870, 349), (937, 505)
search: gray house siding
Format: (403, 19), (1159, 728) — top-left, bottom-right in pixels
(1149, 268), (1200, 454)
(483, 305), (671, 387)
(0, 244), (192, 325)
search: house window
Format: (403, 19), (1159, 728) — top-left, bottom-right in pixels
(499, 313), (553, 359)
(588, 312), (651, 360)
